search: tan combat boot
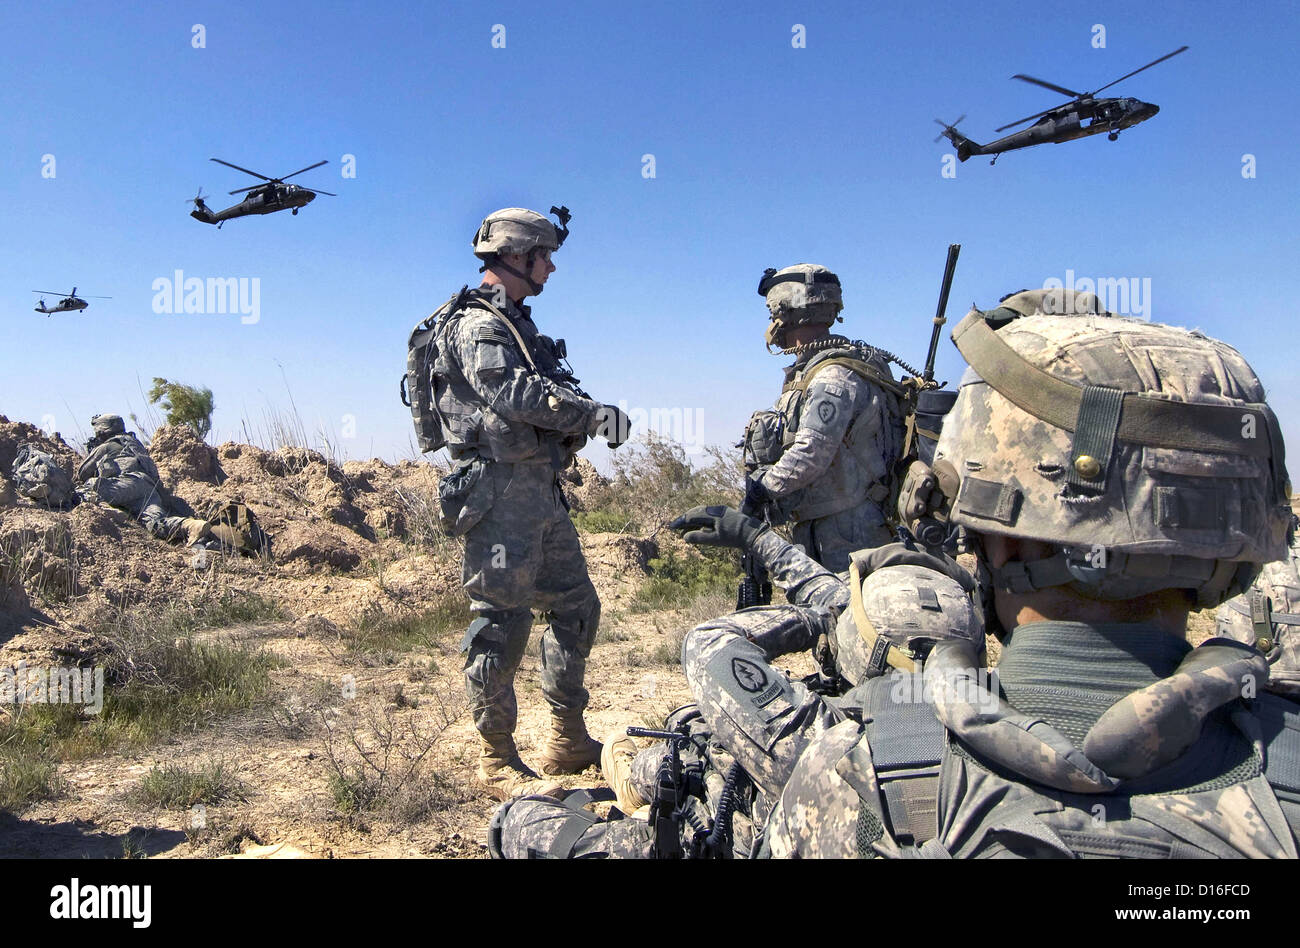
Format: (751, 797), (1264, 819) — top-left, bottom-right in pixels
(601, 732), (649, 818)
(540, 710), (603, 776)
(477, 732), (563, 802)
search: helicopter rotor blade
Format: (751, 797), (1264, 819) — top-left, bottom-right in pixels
(933, 115), (966, 142)
(210, 158), (272, 181)
(1090, 45), (1188, 96)
(228, 184), (266, 195)
(280, 160), (328, 181)
(33, 290), (69, 296)
(1011, 74), (1084, 98)
(994, 105), (1064, 133)
(301, 187), (336, 196)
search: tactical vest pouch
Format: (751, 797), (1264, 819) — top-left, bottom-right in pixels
(742, 410), (785, 470)
(11, 444), (75, 508)
(438, 458), (495, 537)
(913, 389), (957, 467)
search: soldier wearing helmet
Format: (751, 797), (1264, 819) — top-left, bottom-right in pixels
(742, 264), (905, 573)
(431, 206), (631, 801)
(487, 503), (984, 858)
(655, 303), (1298, 858)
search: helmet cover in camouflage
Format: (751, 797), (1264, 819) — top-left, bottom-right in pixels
(761, 262), (843, 328)
(834, 564), (983, 685)
(1215, 514), (1300, 695)
(472, 207), (561, 259)
(90, 413), (125, 437)
(935, 309), (1290, 606)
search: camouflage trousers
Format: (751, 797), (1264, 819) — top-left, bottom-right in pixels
(792, 499), (893, 574)
(460, 460), (601, 737)
(79, 474), (194, 543)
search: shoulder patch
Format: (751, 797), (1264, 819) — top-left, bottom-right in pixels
(477, 325), (513, 346)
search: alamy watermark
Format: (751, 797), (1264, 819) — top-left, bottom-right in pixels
(1041, 269), (1152, 319)
(1, 662), (104, 714)
(612, 400), (705, 453)
(152, 270), (260, 324)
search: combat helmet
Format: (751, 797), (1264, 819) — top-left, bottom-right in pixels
(90, 413), (126, 437)
(922, 306), (1290, 608)
(758, 263), (843, 349)
(472, 206), (571, 294)
(833, 562), (984, 686)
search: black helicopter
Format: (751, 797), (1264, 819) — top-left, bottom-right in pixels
(32, 287), (111, 315)
(936, 46), (1188, 164)
(190, 158), (334, 227)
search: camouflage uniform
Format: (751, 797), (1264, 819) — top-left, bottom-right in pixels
(1216, 514), (1300, 699)
(745, 265), (903, 573)
(435, 289), (607, 739)
(489, 528), (982, 857)
(75, 415), (200, 542)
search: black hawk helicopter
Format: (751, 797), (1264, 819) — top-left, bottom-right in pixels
(936, 46), (1188, 164)
(190, 158), (334, 227)
(32, 287), (111, 315)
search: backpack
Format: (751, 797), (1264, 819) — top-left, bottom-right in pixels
(401, 287), (469, 455)
(206, 503), (272, 558)
(11, 443), (75, 508)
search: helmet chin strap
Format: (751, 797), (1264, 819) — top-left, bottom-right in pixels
(484, 254), (546, 296)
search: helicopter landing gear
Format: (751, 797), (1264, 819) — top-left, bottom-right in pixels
(990, 154), (999, 166)
(1108, 131), (1119, 141)
(292, 208), (298, 215)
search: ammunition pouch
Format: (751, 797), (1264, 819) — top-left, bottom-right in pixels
(438, 457), (495, 537)
(742, 410), (785, 470)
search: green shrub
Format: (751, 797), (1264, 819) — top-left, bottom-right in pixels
(632, 546), (738, 613)
(135, 760), (244, 808)
(147, 377), (215, 440)
(571, 510), (638, 534)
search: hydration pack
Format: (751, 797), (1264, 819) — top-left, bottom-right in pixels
(401, 287), (469, 455)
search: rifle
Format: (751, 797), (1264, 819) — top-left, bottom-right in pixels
(736, 496), (773, 609)
(626, 725), (703, 859)
(626, 725), (744, 859)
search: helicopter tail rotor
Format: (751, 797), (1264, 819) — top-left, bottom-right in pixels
(933, 115), (967, 143)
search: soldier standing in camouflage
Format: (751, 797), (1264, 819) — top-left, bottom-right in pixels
(432, 207), (631, 800)
(493, 296), (1300, 857)
(742, 265), (904, 573)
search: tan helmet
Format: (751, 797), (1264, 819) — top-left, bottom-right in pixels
(758, 263), (843, 348)
(90, 413), (125, 437)
(472, 207), (567, 259)
(833, 563), (984, 685)
(930, 307), (1290, 607)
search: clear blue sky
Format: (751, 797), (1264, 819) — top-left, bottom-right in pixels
(2, 0), (1296, 472)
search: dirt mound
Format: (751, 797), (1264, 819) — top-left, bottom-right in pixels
(149, 424), (224, 485)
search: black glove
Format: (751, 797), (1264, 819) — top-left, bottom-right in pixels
(591, 404), (632, 448)
(669, 505), (768, 550)
(741, 472), (774, 519)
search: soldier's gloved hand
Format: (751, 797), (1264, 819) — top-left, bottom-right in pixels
(669, 505), (768, 550)
(741, 472), (774, 519)
(590, 404), (632, 448)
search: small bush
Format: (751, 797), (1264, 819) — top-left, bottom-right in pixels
(135, 760), (244, 808)
(571, 510), (638, 534)
(343, 593), (471, 657)
(0, 747), (63, 813)
(631, 546), (738, 613)
(147, 378), (215, 440)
